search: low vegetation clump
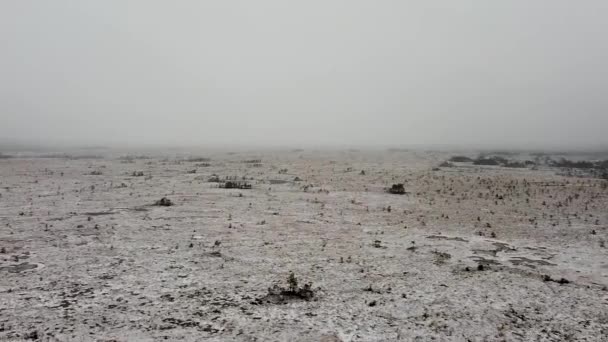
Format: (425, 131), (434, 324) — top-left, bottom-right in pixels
(432, 250), (452, 265)
(208, 175), (221, 182)
(548, 158), (608, 179)
(132, 171), (144, 177)
(185, 157), (211, 162)
(220, 181), (252, 189)
(257, 272), (314, 304)
(503, 161), (526, 168)
(387, 183), (406, 195)
(473, 156), (507, 166)
(550, 158), (596, 169)
(448, 156), (474, 163)
(542, 274), (570, 284)
(447, 154), (537, 169)
(119, 155), (151, 162)
(154, 197), (173, 206)
(68, 154), (104, 160)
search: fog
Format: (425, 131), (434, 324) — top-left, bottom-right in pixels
(1, 1), (607, 149)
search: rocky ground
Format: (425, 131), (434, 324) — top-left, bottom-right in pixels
(1, 149), (607, 341)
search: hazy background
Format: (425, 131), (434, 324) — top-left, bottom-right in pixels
(1, 1), (607, 149)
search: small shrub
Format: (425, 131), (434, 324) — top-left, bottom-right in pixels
(388, 183), (406, 195)
(542, 274), (570, 284)
(154, 197), (173, 206)
(287, 272), (298, 292)
(257, 272), (315, 304)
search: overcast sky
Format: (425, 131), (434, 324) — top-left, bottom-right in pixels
(1, 1), (607, 148)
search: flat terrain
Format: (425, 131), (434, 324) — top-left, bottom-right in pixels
(1, 150), (607, 341)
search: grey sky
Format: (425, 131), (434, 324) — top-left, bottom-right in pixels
(1, 1), (607, 148)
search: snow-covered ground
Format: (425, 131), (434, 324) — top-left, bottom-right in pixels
(1, 150), (607, 341)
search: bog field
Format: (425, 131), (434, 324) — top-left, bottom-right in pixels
(1, 149), (607, 341)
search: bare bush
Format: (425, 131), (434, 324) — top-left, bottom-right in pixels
(154, 197), (173, 206)
(387, 183), (406, 195)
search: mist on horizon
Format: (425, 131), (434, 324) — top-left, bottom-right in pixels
(2, 1), (607, 149)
